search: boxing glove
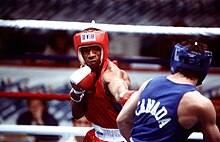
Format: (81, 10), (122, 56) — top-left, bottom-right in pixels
(70, 66), (96, 91)
(112, 60), (118, 66)
(69, 88), (85, 102)
(120, 90), (137, 106)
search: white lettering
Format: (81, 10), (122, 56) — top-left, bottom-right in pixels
(146, 98), (155, 113)
(158, 118), (171, 128)
(155, 106), (167, 120)
(81, 33), (96, 42)
(135, 98), (171, 128)
(150, 102), (160, 116)
(136, 99), (146, 116)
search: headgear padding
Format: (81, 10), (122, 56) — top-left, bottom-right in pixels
(74, 28), (109, 66)
(170, 42), (212, 85)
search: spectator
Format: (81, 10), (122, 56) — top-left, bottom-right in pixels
(16, 98), (60, 142)
(42, 30), (75, 65)
(72, 116), (92, 142)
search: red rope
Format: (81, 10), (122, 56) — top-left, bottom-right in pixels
(0, 91), (70, 100)
(0, 91), (219, 105)
(211, 99), (220, 106)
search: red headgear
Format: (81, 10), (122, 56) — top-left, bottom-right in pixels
(73, 28), (109, 66)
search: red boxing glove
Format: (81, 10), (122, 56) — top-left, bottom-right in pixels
(112, 60), (118, 66)
(120, 90), (137, 106)
(69, 88), (85, 102)
(70, 66), (96, 90)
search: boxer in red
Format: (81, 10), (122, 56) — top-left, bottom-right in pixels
(69, 27), (136, 141)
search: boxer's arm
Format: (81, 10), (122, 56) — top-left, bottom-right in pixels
(103, 67), (131, 104)
(195, 97), (220, 142)
(70, 95), (87, 119)
(69, 66), (96, 119)
(117, 80), (151, 141)
(116, 91), (140, 141)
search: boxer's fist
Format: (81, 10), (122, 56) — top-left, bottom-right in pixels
(112, 60), (118, 66)
(70, 66), (96, 90)
(120, 90), (137, 106)
(69, 88), (85, 102)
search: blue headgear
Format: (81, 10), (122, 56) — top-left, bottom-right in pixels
(170, 43), (212, 86)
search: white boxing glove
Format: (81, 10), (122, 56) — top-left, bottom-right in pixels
(70, 66), (96, 90)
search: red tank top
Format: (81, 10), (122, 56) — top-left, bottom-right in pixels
(85, 59), (119, 129)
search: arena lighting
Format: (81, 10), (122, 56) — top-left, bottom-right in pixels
(0, 19), (220, 35)
(0, 125), (203, 140)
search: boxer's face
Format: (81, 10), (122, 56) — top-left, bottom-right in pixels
(81, 45), (101, 69)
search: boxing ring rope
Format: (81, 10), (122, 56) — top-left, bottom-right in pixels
(0, 125), (202, 139)
(0, 19), (220, 35)
(0, 125), (92, 136)
(1, 92), (220, 140)
(1, 91), (219, 104)
(0, 91), (70, 100)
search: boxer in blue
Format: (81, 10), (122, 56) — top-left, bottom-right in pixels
(117, 39), (220, 142)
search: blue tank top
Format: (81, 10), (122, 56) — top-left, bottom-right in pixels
(131, 76), (197, 142)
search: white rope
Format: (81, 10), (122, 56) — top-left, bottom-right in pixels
(0, 19), (220, 36)
(0, 125), (92, 136)
(0, 125), (203, 140)
(188, 132), (203, 140)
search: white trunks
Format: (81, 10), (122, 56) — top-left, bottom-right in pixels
(93, 124), (126, 142)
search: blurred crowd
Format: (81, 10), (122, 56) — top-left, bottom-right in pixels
(1, 27), (220, 68)
(0, 28), (77, 66)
